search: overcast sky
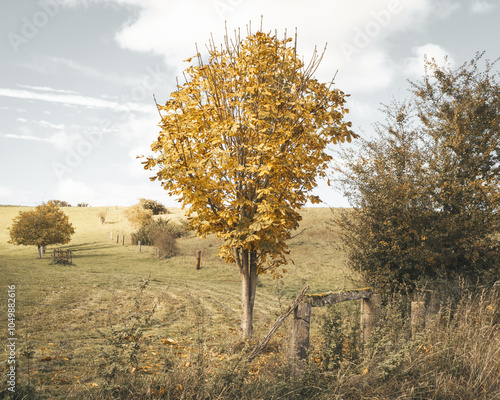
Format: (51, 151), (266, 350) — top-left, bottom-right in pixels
(1, 0), (499, 208)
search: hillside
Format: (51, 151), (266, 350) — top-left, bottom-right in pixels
(0, 205), (357, 398)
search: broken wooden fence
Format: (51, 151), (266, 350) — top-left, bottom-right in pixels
(249, 286), (381, 376)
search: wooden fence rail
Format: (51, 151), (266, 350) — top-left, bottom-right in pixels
(248, 286), (381, 377)
(249, 286), (437, 377)
(289, 287), (380, 376)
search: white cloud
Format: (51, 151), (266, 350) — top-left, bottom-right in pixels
(403, 43), (454, 78)
(37, 120), (66, 130)
(54, 179), (100, 205)
(335, 49), (395, 92)
(470, 0), (497, 13)
(4, 133), (50, 142)
(432, 0), (462, 19)
(0, 186), (38, 206)
(0, 87), (152, 113)
(48, 131), (83, 151)
(16, 84), (79, 95)
(32, 57), (147, 87)
(5, 124), (86, 151)
(55, 0), (459, 95)
(343, 98), (385, 130)
(0, 186), (14, 198)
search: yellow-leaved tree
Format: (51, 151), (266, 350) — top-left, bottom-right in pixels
(144, 28), (356, 338)
(9, 201), (75, 258)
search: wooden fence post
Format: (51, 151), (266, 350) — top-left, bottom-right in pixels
(138, 241), (141, 253)
(288, 301), (311, 378)
(116, 234), (119, 244)
(156, 247), (160, 258)
(429, 290), (441, 314)
(110, 231), (113, 240)
(122, 235), (125, 245)
(249, 286), (309, 362)
(361, 293), (381, 342)
(411, 301), (426, 338)
(196, 250), (201, 270)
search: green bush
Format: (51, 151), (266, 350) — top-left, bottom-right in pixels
(154, 230), (179, 259)
(335, 55), (500, 294)
(320, 303), (362, 371)
(131, 219), (188, 246)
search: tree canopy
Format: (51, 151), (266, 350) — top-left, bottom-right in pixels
(9, 201), (75, 258)
(144, 28), (355, 336)
(336, 54), (500, 293)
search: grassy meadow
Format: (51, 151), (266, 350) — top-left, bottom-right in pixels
(1, 205), (499, 399)
(0, 205), (357, 398)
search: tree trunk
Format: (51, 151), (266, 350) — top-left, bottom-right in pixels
(237, 248), (258, 339)
(38, 245), (43, 259)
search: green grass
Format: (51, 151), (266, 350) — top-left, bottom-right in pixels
(0, 205), (355, 398)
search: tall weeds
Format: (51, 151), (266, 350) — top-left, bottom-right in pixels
(4, 282), (499, 399)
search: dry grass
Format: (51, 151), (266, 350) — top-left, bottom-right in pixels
(0, 206), (350, 398)
(1, 205), (499, 399)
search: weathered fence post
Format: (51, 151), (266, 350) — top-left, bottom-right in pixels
(249, 286), (309, 362)
(196, 250), (201, 270)
(361, 293), (381, 342)
(156, 247), (160, 258)
(110, 231), (113, 240)
(429, 290), (441, 315)
(122, 235), (125, 245)
(411, 301), (426, 338)
(288, 301), (311, 377)
(138, 241), (141, 253)
(116, 234), (119, 244)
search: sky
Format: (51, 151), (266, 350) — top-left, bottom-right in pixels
(0, 0), (499, 208)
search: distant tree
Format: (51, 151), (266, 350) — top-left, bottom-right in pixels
(97, 211), (107, 225)
(144, 28), (355, 337)
(77, 202), (89, 207)
(138, 198), (168, 215)
(124, 203), (153, 228)
(336, 54), (500, 293)
(48, 200), (72, 207)
(8, 201), (75, 258)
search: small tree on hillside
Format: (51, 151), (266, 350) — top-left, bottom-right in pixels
(97, 211), (107, 225)
(144, 27), (355, 337)
(9, 201), (75, 258)
(336, 54), (500, 293)
(124, 203), (153, 228)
